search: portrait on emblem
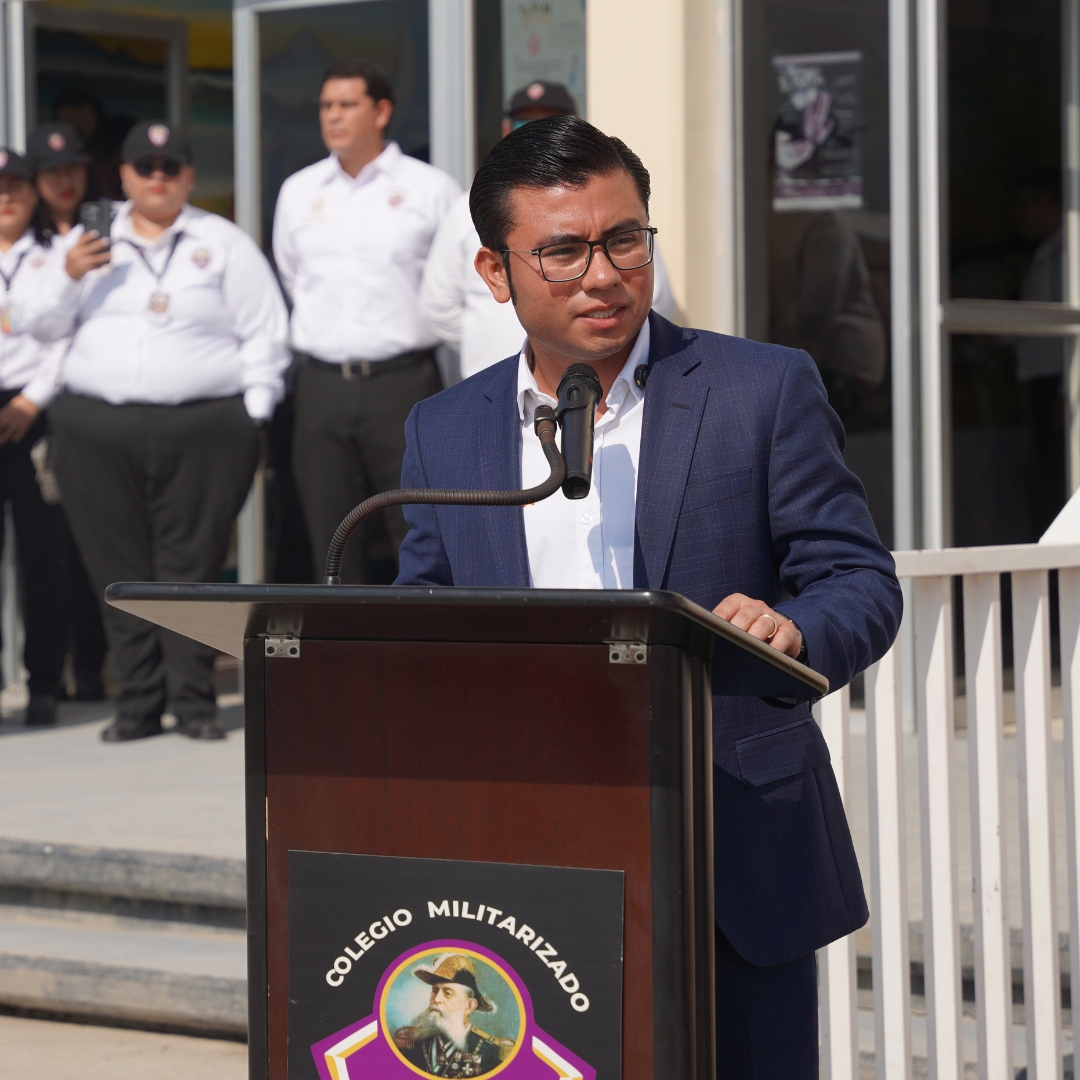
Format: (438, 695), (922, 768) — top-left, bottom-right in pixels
(383, 949), (522, 1077)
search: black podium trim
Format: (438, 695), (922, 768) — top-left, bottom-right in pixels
(104, 583), (828, 699)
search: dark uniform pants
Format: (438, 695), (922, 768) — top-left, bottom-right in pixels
(715, 925), (818, 1078)
(0, 390), (66, 697)
(50, 393), (259, 724)
(292, 350), (442, 584)
(61, 512), (107, 683)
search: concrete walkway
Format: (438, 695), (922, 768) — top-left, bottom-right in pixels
(0, 1013), (245, 1079)
(0, 696), (245, 859)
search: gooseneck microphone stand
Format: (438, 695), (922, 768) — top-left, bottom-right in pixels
(322, 363), (604, 585)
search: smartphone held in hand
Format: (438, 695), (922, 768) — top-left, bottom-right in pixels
(78, 199), (114, 241)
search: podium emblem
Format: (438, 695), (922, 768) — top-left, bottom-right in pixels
(289, 852), (623, 1080)
(312, 940), (592, 1078)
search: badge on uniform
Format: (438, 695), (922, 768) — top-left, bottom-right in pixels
(388, 191), (405, 208)
(148, 291), (170, 314)
(191, 247), (211, 269)
(1, 301), (17, 335)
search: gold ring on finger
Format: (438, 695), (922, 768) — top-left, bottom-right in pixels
(760, 614), (778, 642)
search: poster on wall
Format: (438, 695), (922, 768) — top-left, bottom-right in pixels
(289, 851), (624, 1079)
(501, 0), (587, 118)
(771, 50), (863, 212)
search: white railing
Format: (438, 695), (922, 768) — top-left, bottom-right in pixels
(816, 542), (1080, 1080)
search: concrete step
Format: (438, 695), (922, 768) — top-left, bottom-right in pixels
(0, 838), (247, 1037)
(0, 837), (245, 924)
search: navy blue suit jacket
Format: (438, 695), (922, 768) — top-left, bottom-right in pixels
(396, 312), (901, 966)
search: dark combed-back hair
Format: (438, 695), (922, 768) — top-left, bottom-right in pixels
(470, 115), (651, 252)
(321, 57), (394, 106)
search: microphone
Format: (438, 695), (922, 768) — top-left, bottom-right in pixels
(555, 363), (603, 500)
(321, 363), (603, 583)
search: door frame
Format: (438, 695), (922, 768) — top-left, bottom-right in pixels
(6, 1), (187, 152)
(232, 0), (473, 246)
(230, 0), (473, 584)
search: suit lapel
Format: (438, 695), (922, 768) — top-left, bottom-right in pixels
(635, 316), (708, 588)
(477, 371), (531, 587)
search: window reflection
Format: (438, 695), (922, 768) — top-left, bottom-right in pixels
(952, 334), (1066, 544)
(948, 0), (1062, 304)
(753, 0), (893, 545)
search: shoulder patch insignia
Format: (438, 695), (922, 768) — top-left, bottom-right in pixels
(474, 1029), (517, 1061)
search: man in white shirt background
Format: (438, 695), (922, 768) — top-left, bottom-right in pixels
(273, 59), (460, 584)
(420, 80), (677, 381)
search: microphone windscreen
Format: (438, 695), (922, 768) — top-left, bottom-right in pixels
(557, 363), (602, 403)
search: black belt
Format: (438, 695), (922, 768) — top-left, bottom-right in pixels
(303, 348), (435, 381)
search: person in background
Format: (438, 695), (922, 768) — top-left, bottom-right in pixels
(0, 149), (70, 726)
(273, 58), (461, 585)
(27, 120), (107, 703)
(52, 89), (103, 150)
(30, 121), (290, 742)
(420, 81), (677, 380)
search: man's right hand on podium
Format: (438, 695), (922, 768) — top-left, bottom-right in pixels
(713, 592), (803, 660)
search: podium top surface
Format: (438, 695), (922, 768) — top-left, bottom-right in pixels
(105, 583), (828, 699)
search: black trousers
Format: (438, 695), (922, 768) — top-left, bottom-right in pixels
(50, 393), (259, 723)
(61, 512), (107, 682)
(0, 392), (66, 697)
(292, 351), (442, 584)
(715, 925), (818, 1078)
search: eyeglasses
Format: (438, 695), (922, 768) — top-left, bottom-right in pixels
(502, 227), (657, 283)
(132, 157), (182, 178)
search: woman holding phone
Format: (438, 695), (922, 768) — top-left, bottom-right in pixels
(0, 148), (71, 725)
(31, 121), (290, 743)
(27, 120), (108, 704)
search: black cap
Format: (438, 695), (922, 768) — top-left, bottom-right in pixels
(27, 123), (91, 170)
(506, 81), (577, 117)
(120, 120), (191, 165)
(0, 149), (35, 181)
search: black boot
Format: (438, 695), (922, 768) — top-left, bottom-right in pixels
(26, 694), (58, 726)
(100, 714), (163, 742)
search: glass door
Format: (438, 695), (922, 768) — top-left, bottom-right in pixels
(938, 0), (1080, 546)
(233, 0), (459, 583)
(8, 2), (187, 195)
(742, 0), (896, 546)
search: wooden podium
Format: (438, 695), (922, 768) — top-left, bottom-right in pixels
(107, 584), (826, 1080)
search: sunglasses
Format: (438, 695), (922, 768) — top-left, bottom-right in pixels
(132, 157), (183, 178)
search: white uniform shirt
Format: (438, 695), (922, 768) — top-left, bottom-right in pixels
(519, 320), (650, 589)
(421, 192), (677, 379)
(273, 142), (462, 363)
(0, 230), (66, 407)
(29, 202), (290, 420)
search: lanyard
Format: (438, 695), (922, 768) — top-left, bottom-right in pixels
(0, 249), (28, 294)
(120, 232), (184, 288)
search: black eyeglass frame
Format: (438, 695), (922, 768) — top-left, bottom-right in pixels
(131, 156), (184, 179)
(501, 226), (658, 282)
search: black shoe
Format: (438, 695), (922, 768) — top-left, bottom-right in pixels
(26, 694), (58, 726)
(178, 717), (226, 741)
(71, 673), (106, 702)
(100, 715), (163, 742)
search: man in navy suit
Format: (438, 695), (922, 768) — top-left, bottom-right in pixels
(396, 116), (902, 1077)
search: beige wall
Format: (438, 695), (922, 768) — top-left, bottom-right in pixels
(587, 0), (740, 333)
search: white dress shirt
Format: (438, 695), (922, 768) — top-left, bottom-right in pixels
(29, 202), (290, 420)
(519, 320), (650, 589)
(0, 230), (66, 407)
(273, 142), (462, 363)
(421, 192), (677, 378)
